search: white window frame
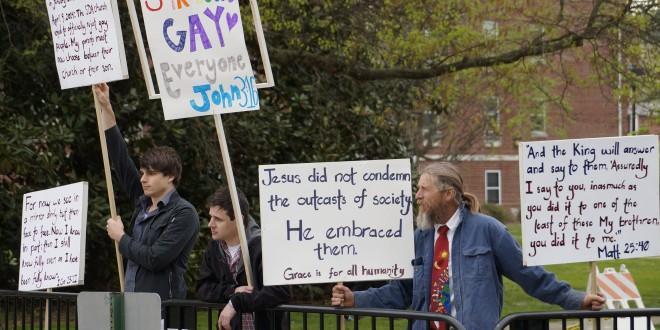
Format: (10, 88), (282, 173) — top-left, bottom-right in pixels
(530, 108), (548, 138)
(628, 112), (640, 134)
(421, 110), (443, 148)
(482, 20), (499, 38)
(528, 25), (546, 64)
(484, 170), (502, 205)
(484, 97), (501, 147)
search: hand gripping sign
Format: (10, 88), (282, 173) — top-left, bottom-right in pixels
(125, 0), (275, 285)
(518, 135), (659, 266)
(259, 159), (415, 286)
(44, 0), (128, 290)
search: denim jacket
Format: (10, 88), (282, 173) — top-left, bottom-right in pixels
(354, 205), (585, 330)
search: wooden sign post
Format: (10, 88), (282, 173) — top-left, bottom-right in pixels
(519, 135), (659, 329)
(45, 288), (51, 329)
(19, 182), (89, 290)
(19, 183), (90, 326)
(126, 0), (275, 283)
(518, 135), (659, 267)
(43, 0), (129, 290)
(213, 114), (254, 286)
(518, 135), (659, 329)
(93, 90), (126, 291)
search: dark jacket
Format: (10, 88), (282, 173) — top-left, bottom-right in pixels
(106, 126), (199, 301)
(196, 218), (290, 330)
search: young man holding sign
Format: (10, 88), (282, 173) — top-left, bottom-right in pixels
(196, 187), (289, 330)
(331, 162), (605, 330)
(94, 83), (200, 302)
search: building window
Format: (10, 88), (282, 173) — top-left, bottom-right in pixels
(528, 25), (546, 64)
(421, 110), (443, 148)
(628, 112), (639, 134)
(484, 97), (501, 147)
(485, 170), (501, 204)
(530, 108), (547, 137)
(482, 20), (499, 38)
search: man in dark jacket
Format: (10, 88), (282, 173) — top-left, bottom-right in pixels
(94, 83), (200, 302)
(196, 187), (289, 330)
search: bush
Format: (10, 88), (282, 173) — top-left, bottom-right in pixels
(480, 203), (516, 223)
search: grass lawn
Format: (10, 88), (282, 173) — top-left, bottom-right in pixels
(192, 309), (412, 330)
(503, 223), (660, 316)
(197, 222), (658, 329)
(289, 313), (410, 330)
(205, 223), (658, 329)
(2, 223), (656, 330)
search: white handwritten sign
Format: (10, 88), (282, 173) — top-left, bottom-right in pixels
(260, 159), (414, 286)
(19, 182), (89, 291)
(519, 135), (659, 266)
(140, 0), (259, 120)
(45, 0), (128, 89)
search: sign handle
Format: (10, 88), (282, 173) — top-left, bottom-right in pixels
(338, 282), (346, 330)
(213, 114), (254, 287)
(124, 0), (273, 94)
(588, 261), (599, 330)
(124, 0), (159, 99)
(44, 288), (51, 329)
(93, 87), (125, 292)
(248, 0), (274, 89)
(589, 261), (598, 294)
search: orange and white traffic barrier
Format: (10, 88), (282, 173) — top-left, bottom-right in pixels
(595, 264), (654, 330)
(598, 264), (642, 307)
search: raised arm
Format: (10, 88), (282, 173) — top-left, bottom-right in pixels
(494, 224), (587, 310)
(93, 83), (143, 205)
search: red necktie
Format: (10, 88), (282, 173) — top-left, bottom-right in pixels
(429, 226), (450, 330)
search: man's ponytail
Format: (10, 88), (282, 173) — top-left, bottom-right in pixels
(462, 192), (480, 213)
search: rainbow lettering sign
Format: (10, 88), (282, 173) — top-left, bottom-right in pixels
(140, 0), (259, 120)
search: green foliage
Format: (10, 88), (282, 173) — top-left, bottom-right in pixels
(480, 203), (516, 224)
(0, 0), (413, 293)
(0, 0), (657, 300)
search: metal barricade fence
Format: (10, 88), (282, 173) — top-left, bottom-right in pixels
(0, 289), (78, 330)
(0, 290), (464, 330)
(161, 300), (466, 330)
(3, 290), (659, 330)
(162, 299), (220, 330)
(495, 308), (660, 330)
(270, 304), (465, 330)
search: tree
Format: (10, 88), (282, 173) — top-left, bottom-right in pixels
(255, 1), (657, 83)
(0, 0), (656, 295)
(0, 0), (413, 291)
(252, 0), (658, 152)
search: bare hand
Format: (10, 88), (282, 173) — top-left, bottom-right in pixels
(218, 302), (237, 330)
(331, 284), (355, 307)
(92, 83), (116, 130)
(581, 292), (606, 310)
(106, 216), (124, 242)
(234, 286), (253, 294)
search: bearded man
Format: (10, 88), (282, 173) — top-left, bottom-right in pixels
(331, 162), (604, 330)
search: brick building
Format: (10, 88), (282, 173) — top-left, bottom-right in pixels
(422, 50), (658, 218)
